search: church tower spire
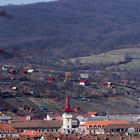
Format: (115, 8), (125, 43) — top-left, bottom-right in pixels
(64, 95), (72, 113)
(62, 95), (73, 133)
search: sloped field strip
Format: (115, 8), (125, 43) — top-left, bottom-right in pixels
(69, 48), (140, 69)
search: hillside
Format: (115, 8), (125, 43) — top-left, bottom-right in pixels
(0, 0), (140, 115)
(0, 0), (140, 61)
(0, 63), (140, 116)
(0, 49), (14, 59)
(69, 48), (140, 70)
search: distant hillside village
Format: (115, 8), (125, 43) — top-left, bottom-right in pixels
(0, 63), (139, 140)
(0, 63), (139, 115)
(0, 95), (140, 140)
(1, 0), (140, 139)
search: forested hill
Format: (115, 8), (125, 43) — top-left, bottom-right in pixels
(0, 0), (140, 59)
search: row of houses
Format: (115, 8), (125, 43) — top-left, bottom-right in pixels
(0, 96), (140, 139)
(80, 120), (140, 135)
(0, 65), (131, 90)
(1, 65), (35, 74)
(0, 117), (140, 139)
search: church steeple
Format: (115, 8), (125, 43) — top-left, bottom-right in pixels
(64, 95), (72, 113)
(62, 95), (73, 133)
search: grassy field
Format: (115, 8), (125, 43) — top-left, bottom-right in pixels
(69, 48), (140, 70)
(29, 97), (62, 111)
(70, 53), (125, 64)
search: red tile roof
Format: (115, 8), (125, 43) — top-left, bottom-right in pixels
(20, 130), (42, 138)
(80, 80), (86, 83)
(105, 123), (140, 129)
(12, 116), (27, 122)
(0, 123), (16, 132)
(85, 120), (130, 127)
(12, 120), (62, 129)
(87, 112), (98, 116)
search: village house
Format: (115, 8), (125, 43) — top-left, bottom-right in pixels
(104, 123), (140, 136)
(1, 66), (8, 72)
(47, 77), (56, 83)
(12, 86), (18, 91)
(27, 69), (34, 73)
(9, 68), (17, 74)
(87, 112), (98, 117)
(0, 115), (12, 122)
(79, 120), (130, 135)
(80, 73), (89, 79)
(120, 80), (129, 85)
(23, 68), (35, 74)
(84, 120), (130, 128)
(102, 81), (112, 88)
(86, 114), (140, 122)
(19, 130), (43, 140)
(64, 72), (72, 81)
(12, 116), (31, 122)
(44, 114), (62, 121)
(0, 123), (19, 138)
(12, 120), (62, 134)
(79, 79), (87, 86)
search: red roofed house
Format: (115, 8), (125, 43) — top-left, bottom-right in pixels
(0, 123), (19, 138)
(79, 79), (86, 86)
(9, 68), (17, 74)
(20, 130), (43, 140)
(104, 123), (140, 135)
(84, 120), (130, 128)
(87, 112), (98, 117)
(102, 81), (112, 88)
(82, 120), (130, 135)
(120, 80), (129, 85)
(48, 77), (56, 83)
(12, 120), (62, 134)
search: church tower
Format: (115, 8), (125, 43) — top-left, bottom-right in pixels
(62, 95), (73, 133)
